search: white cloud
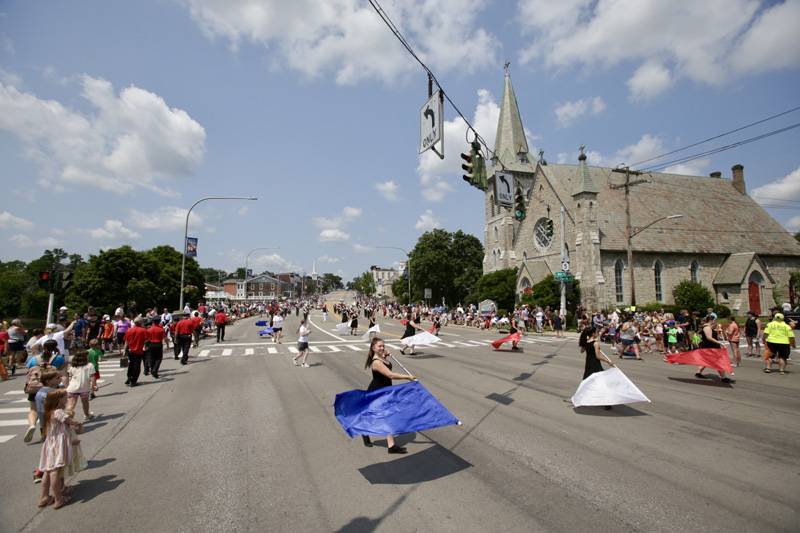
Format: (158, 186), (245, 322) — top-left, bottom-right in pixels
(342, 206), (362, 219)
(415, 209), (441, 231)
(554, 96), (606, 127)
(518, 0), (798, 99)
(317, 255), (340, 263)
(785, 216), (800, 232)
(627, 60), (673, 101)
(128, 206), (204, 231)
(352, 243), (372, 253)
(182, 0), (498, 85)
(88, 220), (141, 240)
(0, 67), (21, 87)
(0, 75), (205, 195)
(662, 159), (711, 176)
(251, 252), (298, 272)
(9, 234), (62, 248)
(752, 166), (800, 202)
(375, 180), (399, 201)
(0, 211), (34, 230)
(417, 88), (502, 202)
(237, 206), (249, 216)
(319, 228), (350, 242)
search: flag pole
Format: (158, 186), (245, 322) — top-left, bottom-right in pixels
(598, 350), (616, 367)
(388, 353), (416, 379)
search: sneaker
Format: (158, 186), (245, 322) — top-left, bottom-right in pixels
(780, 370), (785, 375)
(302, 363), (310, 368)
(387, 445), (407, 454)
(23, 425), (36, 443)
(763, 368), (772, 373)
(721, 377), (732, 384)
(293, 360), (299, 366)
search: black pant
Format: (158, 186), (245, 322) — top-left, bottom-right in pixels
(173, 337), (181, 359)
(178, 334), (192, 363)
(216, 324), (225, 342)
(146, 344), (163, 374)
(127, 352), (143, 384)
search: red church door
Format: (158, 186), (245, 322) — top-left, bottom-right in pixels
(748, 282), (761, 315)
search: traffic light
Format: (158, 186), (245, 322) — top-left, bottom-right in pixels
(514, 187), (526, 221)
(60, 271), (73, 290)
(545, 219), (554, 237)
(38, 271), (51, 290)
(461, 141), (487, 191)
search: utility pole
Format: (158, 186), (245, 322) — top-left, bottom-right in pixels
(560, 206), (567, 318)
(610, 167), (648, 306)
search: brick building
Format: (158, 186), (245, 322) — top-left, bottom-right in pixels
(484, 70), (800, 313)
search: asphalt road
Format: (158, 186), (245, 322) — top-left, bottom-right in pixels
(1, 294), (798, 532)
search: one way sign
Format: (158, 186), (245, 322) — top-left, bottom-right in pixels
(420, 90), (443, 158)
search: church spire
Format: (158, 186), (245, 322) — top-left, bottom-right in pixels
(494, 64), (529, 166)
(573, 145), (598, 196)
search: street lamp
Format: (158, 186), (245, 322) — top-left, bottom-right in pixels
(179, 196), (258, 311)
(374, 246), (411, 306)
(245, 247), (280, 300)
(627, 214), (684, 306)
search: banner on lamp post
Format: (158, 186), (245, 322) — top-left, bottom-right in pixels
(185, 237), (198, 257)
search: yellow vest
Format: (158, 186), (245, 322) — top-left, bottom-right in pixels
(764, 321), (794, 344)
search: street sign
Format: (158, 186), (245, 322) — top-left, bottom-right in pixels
(479, 299), (496, 316)
(561, 260), (570, 272)
(554, 271), (574, 282)
(420, 90), (443, 155)
(495, 172), (514, 206)
(424, 288), (432, 299)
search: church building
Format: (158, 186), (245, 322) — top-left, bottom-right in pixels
(483, 69), (800, 313)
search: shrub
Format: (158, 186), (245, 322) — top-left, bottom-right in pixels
(713, 304), (731, 318)
(673, 280), (714, 313)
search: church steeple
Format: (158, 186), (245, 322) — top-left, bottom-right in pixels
(572, 145), (598, 196)
(494, 64), (529, 166)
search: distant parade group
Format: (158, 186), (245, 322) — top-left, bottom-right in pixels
(0, 292), (796, 509)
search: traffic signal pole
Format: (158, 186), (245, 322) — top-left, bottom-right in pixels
(45, 293), (55, 326)
(560, 206), (567, 319)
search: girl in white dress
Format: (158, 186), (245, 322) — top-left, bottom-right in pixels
(38, 389), (82, 509)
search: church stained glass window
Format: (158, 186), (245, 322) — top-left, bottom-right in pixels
(615, 259), (624, 304)
(654, 260), (663, 302)
(690, 260), (699, 283)
(534, 217), (553, 250)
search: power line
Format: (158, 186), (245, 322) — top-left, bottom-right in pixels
(630, 104), (800, 168)
(639, 122), (800, 172)
(366, 0), (497, 160)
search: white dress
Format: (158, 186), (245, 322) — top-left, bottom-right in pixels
(38, 409), (72, 472)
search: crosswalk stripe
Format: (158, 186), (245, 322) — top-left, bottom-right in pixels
(453, 341), (475, 347)
(386, 344), (401, 350)
(288, 347), (299, 354)
(245, 348), (254, 356)
(310, 346), (322, 353)
(4, 391), (24, 395)
(327, 345), (341, 352)
(346, 345), (362, 351)
(268, 347), (277, 354)
(97, 379), (106, 384)
(0, 407), (30, 414)
(221, 349), (233, 357)
(198, 350), (210, 357)
(0, 435), (15, 443)
(0, 420), (28, 427)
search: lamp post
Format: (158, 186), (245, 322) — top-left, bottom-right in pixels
(179, 196), (257, 312)
(245, 247), (280, 300)
(627, 214), (684, 306)
(374, 246), (411, 306)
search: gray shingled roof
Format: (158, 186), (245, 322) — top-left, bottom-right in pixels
(493, 71), (529, 167)
(540, 164), (800, 256)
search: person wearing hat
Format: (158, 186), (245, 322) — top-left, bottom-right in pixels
(763, 313), (794, 375)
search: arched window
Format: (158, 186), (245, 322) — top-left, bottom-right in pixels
(522, 251), (528, 261)
(494, 226), (499, 242)
(690, 260), (699, 283)
(654, 260), (663, 302)
(615, 259), (624, 304)
(493, 250), (498, 268)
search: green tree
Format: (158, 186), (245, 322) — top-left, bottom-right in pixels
(469, 268), (518, 311)
(200, 267), (228, 284)
(320, 273), (343, 293)
(407, 229), (483, 305)
(392, 274), (408, 304)
(0, 260), (29, 318)
(350, 272), (376, 296)
(672, 280), (714, 312)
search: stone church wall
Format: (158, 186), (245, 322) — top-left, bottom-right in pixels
(762, 256), (800, 306)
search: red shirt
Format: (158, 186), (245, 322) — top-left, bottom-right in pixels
(147, 325), (166, 343)
(175, 318), (195, 335)
(124, 325), (148, 354)
(215, 312), (227, 325)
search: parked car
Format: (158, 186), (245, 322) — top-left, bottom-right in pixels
(783, 307), (800, 329)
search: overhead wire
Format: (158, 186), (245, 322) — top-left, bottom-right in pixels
(630, 104), (800, 168)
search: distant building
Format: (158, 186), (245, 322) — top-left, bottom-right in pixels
(370, 265), (403, 299)
(222, 274), (291, 301)
(204, 282), (228, 301)
(484, 68), (800, 313)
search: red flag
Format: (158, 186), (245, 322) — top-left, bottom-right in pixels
(427, 325), (436, 333)
(400, 319), (408, 325)
(665, 348), (733, 374)
(492, 332), (521, 350)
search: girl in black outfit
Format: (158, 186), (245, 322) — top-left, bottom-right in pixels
(579, 326), (615, 409)
(361, 337), (416, 453)
(399, 314), (423, 355)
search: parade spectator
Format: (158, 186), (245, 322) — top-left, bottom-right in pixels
(726, 317), (742, 368)
(744, 311), (762, 358)
(38, 389), (82, 509)
(763, 313), (794, 375)
(65, 350), (95, 421)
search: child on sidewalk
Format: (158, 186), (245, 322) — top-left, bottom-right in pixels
(87, 340), (103, 399)
(32, 369), (62, 483)
(65, 350), (95, 421)
(38, 389), (83, 509)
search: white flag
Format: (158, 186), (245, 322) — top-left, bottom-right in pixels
(335, 323), (350, 334)
(570, 367), (650, 407)
(400, 330), (441, 346)
(361, 324), (381, 341)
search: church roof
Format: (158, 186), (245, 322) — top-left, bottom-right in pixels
(494, 68), (529, 167)
(540, 164), (800, 256)
(572, 149), (598, 195)
(713, 253), (775, 285)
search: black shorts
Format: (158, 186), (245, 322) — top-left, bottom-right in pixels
(297, 341), (309, 351)
(28, 392), (36, 402)
(273, 327), (282, 333)
(767, 342), (790, 360)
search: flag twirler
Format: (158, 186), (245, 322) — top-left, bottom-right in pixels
(491, 332), (521, 350)
(334, 381), (460, 437)
(335, 322), (351, 334)
(665, 348), (733, 374)
(400, 330), (441, 346)
(361, 324), (381, 341)
(571, 367), (651, 407)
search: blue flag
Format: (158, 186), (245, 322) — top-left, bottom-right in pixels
(258, 327), (273, 336)
(334, 381), (459, 438)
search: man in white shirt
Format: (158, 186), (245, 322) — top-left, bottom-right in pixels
(35, 321), (75, 359)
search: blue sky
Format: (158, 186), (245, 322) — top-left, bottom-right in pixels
(1, 0), (799, 280)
